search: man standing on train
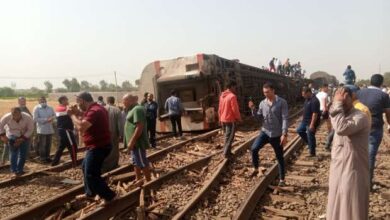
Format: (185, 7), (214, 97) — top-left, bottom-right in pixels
(218, 81), (241, 159)
(248, 82), (288, 186)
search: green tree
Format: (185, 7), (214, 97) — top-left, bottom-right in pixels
(80, 80), (91, 90)
(99, 80), (108, 91)
(122, 80), (134, 90)
(62, 79), (71, 91)
(70, 78), (81, 92)
(0, 87), (15, 97)
(44, 81), (53, 93)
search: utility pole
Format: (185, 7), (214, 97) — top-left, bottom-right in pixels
(114, 71), (119, 105)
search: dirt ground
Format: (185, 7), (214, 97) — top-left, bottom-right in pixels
(0, 98), (58, 116)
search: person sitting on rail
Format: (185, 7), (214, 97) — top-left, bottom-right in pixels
(297, 87), (320, 157)
(326, 87), (370, 220)
(248, 82), (288, 186)
(343, 65), (356, 85)
(164, 90), (184, 139)
(0, 107), (34, 177)
(123, 93), (152, 183)
(218, 80), (242, 159)
(144, 93), (158, 148)
(68, 92), (117, 204)
(101, 96), (122, 173)
(51, 95), (78, 167)
(33, 96), (55, 163)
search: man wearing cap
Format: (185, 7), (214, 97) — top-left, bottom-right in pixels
(68, 92), (116, 203)
(52, 95), (78, 166)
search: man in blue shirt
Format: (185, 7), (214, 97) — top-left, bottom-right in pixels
(297, 87), (320, 157)
(343, 65), (356, 85)
(144, 93), (158, 148)
(248, 82), (288, 186)
(33, 96), (55, 163)
(357, 74), (390, 188)
(165, 90), (184, 139)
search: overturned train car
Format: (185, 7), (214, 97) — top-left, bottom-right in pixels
(138, 54), (304, 132)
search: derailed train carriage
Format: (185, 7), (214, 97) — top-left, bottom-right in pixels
(138, 54), (305, 132)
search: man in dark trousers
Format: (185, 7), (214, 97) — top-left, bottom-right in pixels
(165, 90), (184, 139)
(297, 87), (320, 157)
(357, 74), (390, 188)
(52, 95), (78, 166)
(144, 93), (158, 148)
(248, 82), (288, 186)
(69, 92), (116, 203)
(218, 81), (241, 158)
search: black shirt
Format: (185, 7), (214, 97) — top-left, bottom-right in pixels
(357, 87), (390, 130)
(302, 95), (320, 125)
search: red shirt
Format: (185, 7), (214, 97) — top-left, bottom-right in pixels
(82, 103), (111, 149)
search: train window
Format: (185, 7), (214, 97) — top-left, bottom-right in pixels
(186, 63), (198, 72)
(179, 89), (196, 102)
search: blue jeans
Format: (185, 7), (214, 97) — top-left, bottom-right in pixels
(297, 122), (317, 156)
(251, 131), (285, 180)
(368, 128), (383, 185)
(82, 146), (116, 201)
(9, 140), (29, 173)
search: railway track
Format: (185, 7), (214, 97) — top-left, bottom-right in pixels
(2, 130), (220, 220)
(0, 133), (173, 182)
(173, 112), (302, 220)
(49, 109), (301, 220)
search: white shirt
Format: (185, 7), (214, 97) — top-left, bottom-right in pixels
(0, 112), (34, 138)
(316, 91), (328, 111)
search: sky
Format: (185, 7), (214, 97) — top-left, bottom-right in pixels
(0, 0), (389, 89)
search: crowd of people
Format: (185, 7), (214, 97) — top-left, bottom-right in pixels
(218, 66), (389, 220)
(0, 64), (388, 217)
(0, 89), (186, 204)
(263, 57), (304, 78)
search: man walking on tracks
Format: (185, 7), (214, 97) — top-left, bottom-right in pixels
(357, 74), (390, 189)
(102, 96), (122, 172)
(123, 94), (152, 183)
(248, 82), (288, 186)
(297, 87), (320, 157)
(144, 93), (158, 148)
(52, 95), (78, 167)
(165, 90), (184, 139)
(327, 87), (370, 220)
(69, 92), (116, 203)
(218, 81), (241, 159)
